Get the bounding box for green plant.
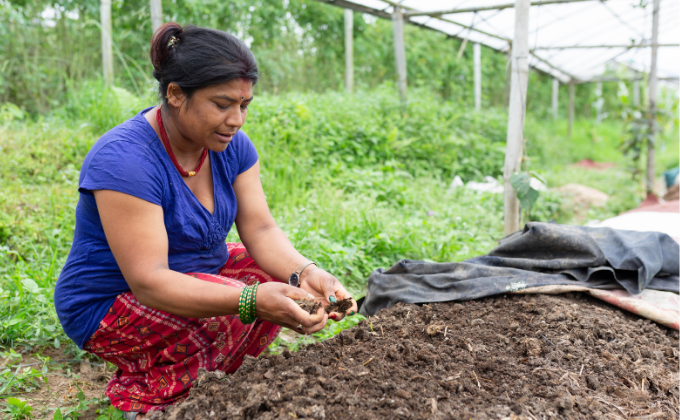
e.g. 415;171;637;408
1;397;34;419
510;172;540;214
94;403;124;420
620;112;654;180
0;82;677;356
53;388;118;420
0;349;48;398
0;103;25;127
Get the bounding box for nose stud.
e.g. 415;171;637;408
241;95;244;100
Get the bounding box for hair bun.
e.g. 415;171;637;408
150;22;184;73
149;25;259;106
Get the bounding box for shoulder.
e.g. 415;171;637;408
230;130;255;150
79;109;169;202
213;130;258;180
84;108;161;169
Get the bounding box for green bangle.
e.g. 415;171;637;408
249;282;260;322
239;285;252;324
245;284;255;323
238;283;260;325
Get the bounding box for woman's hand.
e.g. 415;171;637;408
254;282;327;335
299;266;358;321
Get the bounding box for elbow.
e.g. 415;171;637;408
125;268;166;309
132;289;155;309
240;221;280;243
255;222;280;235
128;282;156;309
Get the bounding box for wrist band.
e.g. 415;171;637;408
238;281;260;324
288;261;317;288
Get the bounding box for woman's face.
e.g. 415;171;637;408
167;78;253;152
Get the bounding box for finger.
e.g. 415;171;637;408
287;300;325;329
332;283;357;316
329;283;357;317
333;283;351;300
278;319;313;334
280;322;302;332
328;309;345;322
286;311;327;335
308;304;326;325
303;312;328;335
346;298;358;316
322;276;338;304
283;284;316;301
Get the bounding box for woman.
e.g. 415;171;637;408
54;23;357;418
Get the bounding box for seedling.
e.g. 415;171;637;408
2;397;33;420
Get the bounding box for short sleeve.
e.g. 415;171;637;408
79;140;166;206
233;131;259;175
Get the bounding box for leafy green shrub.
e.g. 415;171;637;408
56;80;153;134
0;84;509;348
246;87;508;188
0;103;26;127
1;397;34;420
0;349;48;399
3;81;675;351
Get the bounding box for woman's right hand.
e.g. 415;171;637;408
254;282;327;334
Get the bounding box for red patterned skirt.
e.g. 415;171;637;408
83;243;283;413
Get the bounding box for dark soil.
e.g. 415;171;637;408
325;297;353;314
297;299;323;315
297;297;354;315
151;293;679;420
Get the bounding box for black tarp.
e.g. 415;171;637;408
359;222;679;316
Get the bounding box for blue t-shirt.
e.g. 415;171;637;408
54;107;259;348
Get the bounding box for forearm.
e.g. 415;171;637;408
240;224;310;283
130;268;240;318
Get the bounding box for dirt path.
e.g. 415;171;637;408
0;346;111;419
152;293;679;420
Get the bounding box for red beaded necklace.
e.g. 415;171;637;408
156;108;208;177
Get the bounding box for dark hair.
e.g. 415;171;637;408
150;22;258;105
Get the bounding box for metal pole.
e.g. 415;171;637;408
532;43;679;50
595;81;603;121
392;8;408;104
344;9;354;93
474;43;481;111
568;82;574;138
552;78;559;119
100;0;114;85
503;0;530;236
406;0;595;17
504;51;512;108
647;0;660;195
633;79;640;107
150;0;163;33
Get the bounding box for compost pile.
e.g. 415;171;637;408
151;293;679;420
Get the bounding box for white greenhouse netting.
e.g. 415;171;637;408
324;0;679;84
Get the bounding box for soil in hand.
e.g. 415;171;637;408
296;299;323;315
325;297;353;314
297;297;354;315
151;293;679;420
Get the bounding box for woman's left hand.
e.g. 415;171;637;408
299;266;358;322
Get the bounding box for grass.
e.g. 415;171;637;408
0;82;677;416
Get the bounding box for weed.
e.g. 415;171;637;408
52;391;113;420
0;83;677;354
0;349;48;398
1;397;34;420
